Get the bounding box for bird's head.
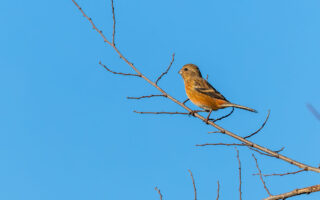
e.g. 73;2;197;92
179;64;202;79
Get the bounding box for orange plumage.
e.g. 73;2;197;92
179;64;256;114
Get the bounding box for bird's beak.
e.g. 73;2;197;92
178;69;182;75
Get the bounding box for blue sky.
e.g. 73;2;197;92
1;0;320;199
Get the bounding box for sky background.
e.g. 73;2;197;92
1;0;320;199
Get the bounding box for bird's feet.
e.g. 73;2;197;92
188;110;202;116
205;110;213;124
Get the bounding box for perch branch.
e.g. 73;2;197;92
72;0;320;173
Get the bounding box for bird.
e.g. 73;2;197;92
178;64;257;122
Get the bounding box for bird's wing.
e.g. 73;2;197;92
194;79;228;101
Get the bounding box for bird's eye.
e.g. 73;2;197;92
184;68;188;71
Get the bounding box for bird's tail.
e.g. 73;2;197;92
221;103;257;113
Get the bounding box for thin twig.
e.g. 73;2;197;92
188;170;197;200
155;187;163;200
72;0;113;46
307;103;320;121
248;147;274;157
244;110;270;139
182;99;189;104
99;62;140;76
111;0;116;46
208;131;224;134
216;181;220;200
274;147;285;153
253;169;306;177
252;154;272;196
263;184;320;200
127;94;165;99
196;143;247;147
236;148;242;200
72;0;320;173
155;53;175;85
212;107;234;123
134;111;190;115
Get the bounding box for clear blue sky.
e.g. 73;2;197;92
1;0;320;199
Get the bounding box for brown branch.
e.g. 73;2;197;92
196;143;247;147
252;154;272;196
248;147;274;157
72;0;320;173
182;98;189;104
99;61;140;76
111;0;116;46
188;170;197;200
307;103;320;121
72;0;113;47
127;94;165;99
244;110;270;139
212;107;234;123
216;181;220;200
263;184;320;200
236;148;242;200
208;131;224;134
274;147;285;153
253;169;306;177
155;187;163;200
155;53;175;85
134;111;190;115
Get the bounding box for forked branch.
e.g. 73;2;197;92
263;184;320;200
72;0;320;175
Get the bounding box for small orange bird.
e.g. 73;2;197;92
179;64;256;122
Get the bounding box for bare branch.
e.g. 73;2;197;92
99;62;140;77
307;103;320;121
208;131;224;134
133;111;189;115
248;147;273;157
263;184;320;200
188;170;197;200
196;143;247;147
212;107;234;123
111;0;116;46
127;94;165;99
216;181;220;200
274;147;285;153
252;154;272;196
253;169;306;177
182;98;189;105
155;53;175;85
236;148;242;200
72;0;320;173
244;110;270;139
155;187;163;200
72;0;113;46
